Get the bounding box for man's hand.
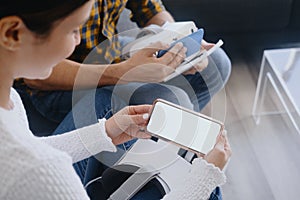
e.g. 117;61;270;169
183;40;215;75
121;42;186;82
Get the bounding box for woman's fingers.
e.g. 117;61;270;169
118;124;151;141
222;131;232;155
215;131;226;148
126;105;152;115
203;130;232;170
127;114;149;126
106;105;151;138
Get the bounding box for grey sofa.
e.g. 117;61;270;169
162;0;300;34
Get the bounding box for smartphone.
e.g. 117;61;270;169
156;28;204;58
146;99;224;155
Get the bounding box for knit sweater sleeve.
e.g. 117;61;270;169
38;119;116;163
162;158;226;200
4;158;91;200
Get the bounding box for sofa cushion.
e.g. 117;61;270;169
163;0;294;34
289;0;300;28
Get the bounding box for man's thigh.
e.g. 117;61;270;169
29;88;122;123
104;82;194;110
53;88;122;135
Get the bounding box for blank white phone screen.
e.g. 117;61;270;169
147;102;221;154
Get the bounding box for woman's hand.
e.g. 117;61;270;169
105;105;152;145
122;42;186;82
203;130;232;170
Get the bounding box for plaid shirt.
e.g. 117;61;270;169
70;0;165;64
14;0;165;94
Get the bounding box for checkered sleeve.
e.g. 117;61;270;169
126;0;166;27
80;1;101;50
71;0;105;62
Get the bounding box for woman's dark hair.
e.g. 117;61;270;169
0;0;89;37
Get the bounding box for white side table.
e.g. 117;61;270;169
252;48;300;133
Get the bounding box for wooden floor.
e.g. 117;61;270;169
211;37;300;200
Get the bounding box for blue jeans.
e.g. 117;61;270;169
119;33;230;112
26;48;230;124
28;83;194;125
20;47;230;137
103;48;231;112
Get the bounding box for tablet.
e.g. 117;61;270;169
156;28;204;58
163;39;224;82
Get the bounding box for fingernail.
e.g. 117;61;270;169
143;113;149;120
163;44;170;49
222;130;227;136
178;42;183;47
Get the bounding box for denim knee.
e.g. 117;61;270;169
198;48;231;99
130;83;194;110
209;48;232;85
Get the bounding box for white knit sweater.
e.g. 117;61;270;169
0;88;226;200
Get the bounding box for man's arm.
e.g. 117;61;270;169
24;59;128;91
145;10;174;27
126;0;174;27
24;42;186;91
